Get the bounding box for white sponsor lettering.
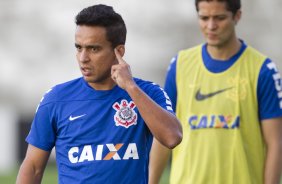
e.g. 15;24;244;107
78;145;94;162
95;145;103;160
267;62;282;109
68;147;79;163
106;144;121;160
68;143;139;163
123;143;139;160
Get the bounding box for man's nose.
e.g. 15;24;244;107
207;19;217;30
79;49;90;63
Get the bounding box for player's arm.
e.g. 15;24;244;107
149;56;177;184
149;138;171;184
121;81;182;149
111;47;182;149
16;144;50;184
262;117;282;184
258;60;282;184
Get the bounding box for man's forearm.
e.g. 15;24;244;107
149;139;172;184
16;161;44;184
264;144;282;184
262;118;282;184
125;83;182;148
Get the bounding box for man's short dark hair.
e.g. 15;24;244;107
75;4;126;48
195;0;241;15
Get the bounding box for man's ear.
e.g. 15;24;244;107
115;45;125;57
234;9;242;25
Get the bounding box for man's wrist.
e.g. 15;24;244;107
125;81;139;94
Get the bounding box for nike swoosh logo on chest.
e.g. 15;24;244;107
195;87;233;101
69;114;86;121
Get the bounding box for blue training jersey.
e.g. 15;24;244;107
26;77;173;184
165;41;282;120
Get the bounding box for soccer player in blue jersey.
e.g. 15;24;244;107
149;0;282;184
16;4;182;184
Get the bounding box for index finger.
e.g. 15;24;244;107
114;48;124;64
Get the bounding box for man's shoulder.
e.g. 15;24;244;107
241;45;268;68
175;44;203;66
134;78;163;93
177;44;203;61
54;77;83;90
134;77;158;87
39;77;84;105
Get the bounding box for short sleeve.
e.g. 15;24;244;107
148;83;174;114
26;88;57;151
136;79;174;114
164;56;177;111
257;59;282;120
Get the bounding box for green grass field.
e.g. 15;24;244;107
1;163;281;184
0;163;170;184
0;164;58;184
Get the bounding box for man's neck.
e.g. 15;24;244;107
88;79;116;91
207;38;241;61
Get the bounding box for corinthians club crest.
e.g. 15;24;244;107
112;99;138;128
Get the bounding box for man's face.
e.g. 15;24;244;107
197;1;240;48
75;25;118;88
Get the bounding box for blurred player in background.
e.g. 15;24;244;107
149;0;282;184
16;4;182;184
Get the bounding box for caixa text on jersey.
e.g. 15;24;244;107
188;115;240;130
68;143;139;163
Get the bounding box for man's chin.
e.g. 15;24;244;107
206;39;219;46
83;76;95;83
82;76;109;84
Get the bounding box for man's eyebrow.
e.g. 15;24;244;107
85;45;100;49
74;43;81;48
74;43;100;49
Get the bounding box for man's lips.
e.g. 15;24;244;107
207;33;217;39
81;67;92;76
